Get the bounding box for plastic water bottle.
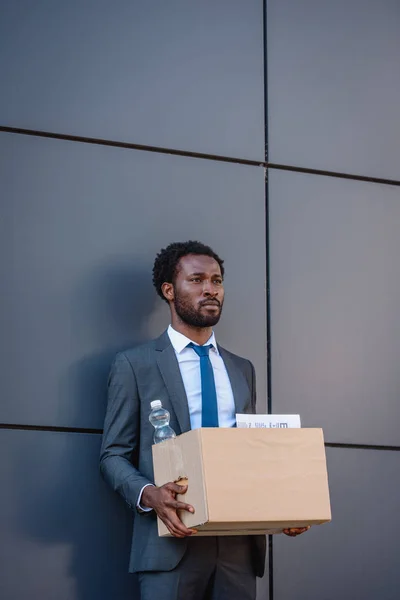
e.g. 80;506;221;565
149;400;177;444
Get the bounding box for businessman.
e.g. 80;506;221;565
100;241;308;600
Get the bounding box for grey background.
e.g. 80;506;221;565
267;0;400;180
0;133;266;429
1;1;399;599
0;0;264;160
269;170;400;447
273;447;399;600
0;428;135;600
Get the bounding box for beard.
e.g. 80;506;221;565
174;292;223;328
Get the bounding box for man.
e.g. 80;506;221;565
100;241;307;600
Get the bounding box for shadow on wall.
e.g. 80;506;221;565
59;259;162;428
17;260;163;600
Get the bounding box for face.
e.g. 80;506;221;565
163;254;224;328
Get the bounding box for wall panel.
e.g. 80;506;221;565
267;0;400;180
0;132;266;429
0;429;136;600
0;0;264;159
274;447;400;600
269;169;400;446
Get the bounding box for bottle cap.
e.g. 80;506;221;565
150;400;162;410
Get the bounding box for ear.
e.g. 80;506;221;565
161;282;174;302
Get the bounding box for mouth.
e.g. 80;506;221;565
201;301;220;308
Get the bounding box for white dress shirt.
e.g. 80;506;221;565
167;325;236;429
137;325;236;510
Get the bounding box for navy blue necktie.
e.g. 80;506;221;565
188;343;219;428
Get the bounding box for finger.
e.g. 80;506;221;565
283;527;309;537
169;525;195;538
174;501;195;513
166;524;186;538
171;521;196;537
166;482;188;495
162;516;187;538
283;529;297;537
168;513;196;537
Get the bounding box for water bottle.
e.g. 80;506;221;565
149;400;177;444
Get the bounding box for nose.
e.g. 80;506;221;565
203;281;218;297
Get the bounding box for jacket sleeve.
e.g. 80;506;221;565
99;352;153;510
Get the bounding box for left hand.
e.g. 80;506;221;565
283;526;310;537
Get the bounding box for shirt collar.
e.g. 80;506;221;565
167;325;219;355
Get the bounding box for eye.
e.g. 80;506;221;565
190;277;201;283
213;279;223;286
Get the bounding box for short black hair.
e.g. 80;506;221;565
152;241;225;302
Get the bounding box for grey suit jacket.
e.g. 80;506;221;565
99;330;266;576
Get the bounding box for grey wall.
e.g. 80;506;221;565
0;133;266;430
267;1;400;598
0;0;264;160
0;2;268;599
267;0;400;180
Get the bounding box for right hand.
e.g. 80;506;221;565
141;482;197;538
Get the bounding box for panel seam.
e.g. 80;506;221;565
1;125;400;186
263;0;274;598
0;423;103;434
0;125;264;167
2;424;399;450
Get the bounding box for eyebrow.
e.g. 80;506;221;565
188;272;223;278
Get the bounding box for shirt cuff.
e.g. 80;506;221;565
137;483;155;513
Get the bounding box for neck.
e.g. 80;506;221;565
170;317;213;346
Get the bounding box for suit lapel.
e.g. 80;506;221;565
155;331;191;434
218;346;251;415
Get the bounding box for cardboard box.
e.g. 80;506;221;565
152;428;331;537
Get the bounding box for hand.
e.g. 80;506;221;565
283;526;310;537
141;482;197;538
